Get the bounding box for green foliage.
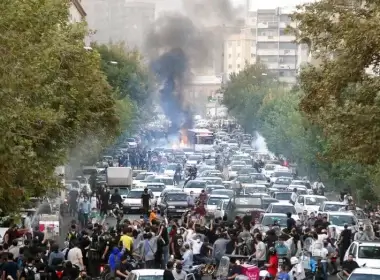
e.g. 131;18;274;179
221;63;278;133
0;0;119;212
288;0;380;198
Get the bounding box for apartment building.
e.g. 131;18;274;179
225;7;308;84
81;0;155;50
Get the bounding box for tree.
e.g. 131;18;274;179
221;63;277;133
0;0;119;212
291;0;380;196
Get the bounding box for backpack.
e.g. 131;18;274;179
24;266;39;280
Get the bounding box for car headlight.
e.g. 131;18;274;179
168;206;175;209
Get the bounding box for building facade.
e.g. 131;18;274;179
69;0;86;23
81;0;155;50
224;7;308;84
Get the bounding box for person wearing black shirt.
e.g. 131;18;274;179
286;212;296;231
228;258;242;280
2;253;18;280
172;230;184;260
321;216;330;229
141;188;151;217
341;254;359;277
164;261;175;280
110;189;122;206
338;224;352;263
100;187;110;217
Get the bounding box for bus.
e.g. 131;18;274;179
180;128;215;152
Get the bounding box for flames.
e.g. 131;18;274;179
172;129;189;149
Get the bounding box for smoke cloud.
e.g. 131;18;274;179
146;0;243;132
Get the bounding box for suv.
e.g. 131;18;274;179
159;191;188;217
344;241;380;269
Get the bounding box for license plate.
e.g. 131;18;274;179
131;207;139;209
176;209;185;212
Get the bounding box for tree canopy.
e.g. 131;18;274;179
0;0;120;212
290;0;380;197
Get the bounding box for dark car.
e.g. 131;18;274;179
159;192;188;217
223;195;263;221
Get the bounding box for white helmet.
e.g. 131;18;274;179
259;271;270;278
290;257;299;265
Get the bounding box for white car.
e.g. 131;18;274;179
163;163;178;177
323;211;358;234
344;242;380;269
206;195;230;214
123;188;153;213
272;191;292;203
146;183;165;205
127;269;164;280
347;268;380;280
287;185;309;195
262;164;278;177
133;172;156;187
126;138;137;148
266;202;299;220
183;180;207;196
151;175;175;187
295;195;328;213
186;155;203;166
270;171;293;183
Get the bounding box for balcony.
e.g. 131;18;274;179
266;63;279;69
279;35;295;42
279;64;296;70
257;22;269;28
257;49;279;56
257;35;279;42
279;49;296;56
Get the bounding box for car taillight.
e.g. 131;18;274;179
100;265;104;273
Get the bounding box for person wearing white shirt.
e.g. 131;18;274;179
67;243;84;270
290;188;298;205
90;195;98;210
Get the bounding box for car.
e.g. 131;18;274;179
295;195;328;213
229;165;246;178
262;164;278;178
151;175;174;187
127;269;164;280
205;185;225;194
198;177;223;185
318;201;346;212
220;195;264;221
266;202;298;220
270;171;294;183
272;191;292;203
291;180;312;189
287;185;308;195
347;268;380;280
211;189;235;198
146;183;165;205
156;187;182;206
133;172;156;187
238;168;257;176
272;177;292;189
163;163;178;177
250;173;270;186
123;188;153;213
323;211;358;234
256;213;288;233
206;194;230;214
183;180;207;195
344;241;380;269
244;184;267;195
233;175;256;188
159;191;188;217
126;138;137;148
186;154;203;166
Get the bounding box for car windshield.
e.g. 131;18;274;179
166;193;188;201
127;191;143;198
238;177;255;184
251;174;267;180
265;165;276;171
273;172;293;178
203;178;222;185
152;178;173;185
188;155;202;161
138;276;163;280
238;168;256;175
231;165;244;171
206;186;225;192
208;197;228;205
349;274;380;280
275;193;292;200
135;173;147;180
118;189;129;195
235;197;261;207
324;203;344;211
185;182;206;188
329;215;357;226
262;216;287;227
245;187;266;194
305;197;326;205
147;185;165;192
212;189;234;197
126;138;135;142
358;246;380;259
271;205;297;214
275;178;292;185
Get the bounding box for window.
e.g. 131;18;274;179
228;64;232;69
237;53;240;58
237;64;240;68
228;54;232;58
279;42;297;50
237;41;241;46
257;42;278;49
